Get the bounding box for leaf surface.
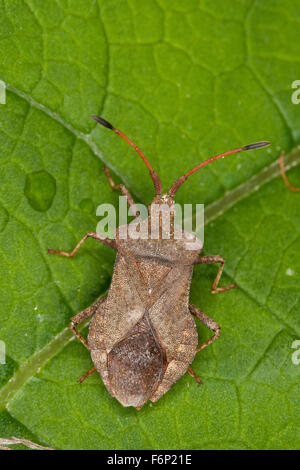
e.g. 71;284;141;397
0;0;300;450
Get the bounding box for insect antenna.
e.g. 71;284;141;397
92;115;163;195
168;141;270;197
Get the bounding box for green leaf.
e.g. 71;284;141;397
0;0;300;450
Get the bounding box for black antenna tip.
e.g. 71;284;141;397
242;141;270;151
91;115;114;130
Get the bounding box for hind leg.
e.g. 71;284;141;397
73;297;107;383
279;152;300;192
188;304;221;385
188;367;202;385
189;304;221;352
78;366;97;384
70;296;106;350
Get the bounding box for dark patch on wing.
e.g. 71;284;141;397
107;314;166;407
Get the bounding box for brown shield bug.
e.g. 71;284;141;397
48;116;269;409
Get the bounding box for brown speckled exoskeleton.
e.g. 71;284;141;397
48;116;269;409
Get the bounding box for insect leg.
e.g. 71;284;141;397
189;304;221;353
78;366;97;384
188;367;202;385
195;255;236;294
279;152;300;192
103;166;136;207
48;231;116;257
70;296;106;349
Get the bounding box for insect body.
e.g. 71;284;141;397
48;116;269;409
89;216;201;408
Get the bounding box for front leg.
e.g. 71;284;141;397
103;166;136;208
195;255;236;294
48;231;116;257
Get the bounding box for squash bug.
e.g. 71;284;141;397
48;116;269;409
